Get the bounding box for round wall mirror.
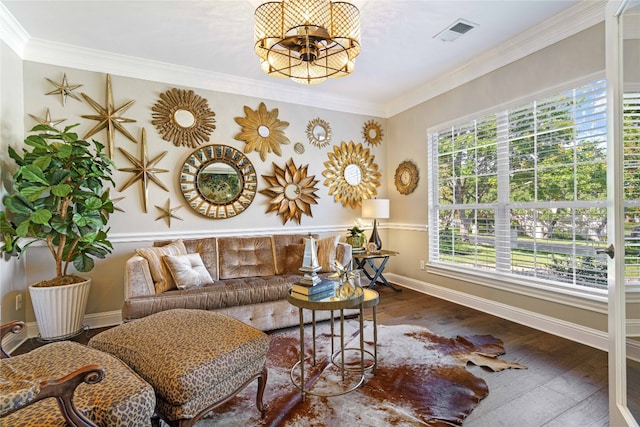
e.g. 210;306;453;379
258;125;270;138
344;164;362;186
284;183;300;200
306;118;332;148
180;145;257;219
197;162;241;204
174;109;196;128
362;120;384;146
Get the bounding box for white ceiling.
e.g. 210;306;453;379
2;1;600;117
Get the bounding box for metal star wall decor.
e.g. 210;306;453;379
155;199;183;227
28;108;66;128
118;128;169;213
82;73;137;159
45;73;83;106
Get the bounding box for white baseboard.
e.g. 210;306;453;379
3;310;122;355
386;273;640;363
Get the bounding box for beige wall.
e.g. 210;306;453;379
385;23;611;331
0;39;25;324
19;61;388;320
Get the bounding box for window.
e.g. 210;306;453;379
428;79;610;290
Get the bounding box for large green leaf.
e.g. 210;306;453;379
73;254;94;272
31;209;52;225
24;135;47;149
84;196;102;211
4;196;34;215
32;154;52;170
51;183;72;197
19;165;48;185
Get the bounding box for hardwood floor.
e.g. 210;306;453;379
10;286;640;426
373;286;639;426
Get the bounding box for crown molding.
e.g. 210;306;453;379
19;37;385;118
0;2;29;57
385;1;607;117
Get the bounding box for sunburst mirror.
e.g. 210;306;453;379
151;88;216;148
260;158;320;224
306;117;331;148
180;145;257;219
362;120;383;146
234;102;290;161
394;160;419;195
322;141;381;209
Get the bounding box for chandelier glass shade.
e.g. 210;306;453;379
254;0;361;84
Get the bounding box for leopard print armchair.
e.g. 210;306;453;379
0;321;156;426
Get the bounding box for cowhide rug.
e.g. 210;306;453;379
199;321;526;427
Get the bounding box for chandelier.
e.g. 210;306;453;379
254;0;361;85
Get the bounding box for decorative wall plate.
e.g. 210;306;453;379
180;145;257;219
306;117;331;148
362;120;383;146
151;88;216;148
234;102;290;161
260;158;319;224
394;160;419;195
322;141;381;209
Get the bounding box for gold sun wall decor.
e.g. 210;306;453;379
118;128;169;213
394;160;419;195
306;117;331;148
260;158;320;225
323;141;381;209
82;74;137;159
234;102;290;161
362;120;384;146
180;145;257;219
151;88;216;148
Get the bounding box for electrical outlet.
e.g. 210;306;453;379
420;260;425;270
15;293;23;311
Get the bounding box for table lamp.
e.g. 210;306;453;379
361;198;389;250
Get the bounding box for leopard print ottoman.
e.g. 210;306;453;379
88;309;270;427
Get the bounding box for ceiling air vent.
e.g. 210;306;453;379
433;18;478;43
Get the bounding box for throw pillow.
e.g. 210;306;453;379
284;243;305;274
135;239;187;293
316;235;340;273
163;253;213;289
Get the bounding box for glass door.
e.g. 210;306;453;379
607;1;640;425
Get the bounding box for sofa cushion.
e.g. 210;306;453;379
218;236;276;280
156;237;219;281
163;253;213;289
272;234;318;274
136;239;187;293
284;244;305;274
317;235;340;273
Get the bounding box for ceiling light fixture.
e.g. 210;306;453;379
254;0;361;85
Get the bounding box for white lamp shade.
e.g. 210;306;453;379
361;198;389;219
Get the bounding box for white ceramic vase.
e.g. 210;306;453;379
29;278;91;340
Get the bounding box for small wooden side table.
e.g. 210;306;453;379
353;249;402;292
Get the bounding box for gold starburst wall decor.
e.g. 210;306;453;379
323;141;381;209
234;102;290;161
362;120;384;146
260;158;320;224
118;128;169;213
82;74;137;159
45;73;82;106
151;88;216;148
28;108;66;129
155;199;183;227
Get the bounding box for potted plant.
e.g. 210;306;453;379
0;124;115;340
346;226;366;250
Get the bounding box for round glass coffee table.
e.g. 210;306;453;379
286;287;365;400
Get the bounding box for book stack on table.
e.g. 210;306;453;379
290;278;336;301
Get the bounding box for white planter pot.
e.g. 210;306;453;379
29;278;91;341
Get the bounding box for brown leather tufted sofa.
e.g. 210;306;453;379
122;234;353;331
